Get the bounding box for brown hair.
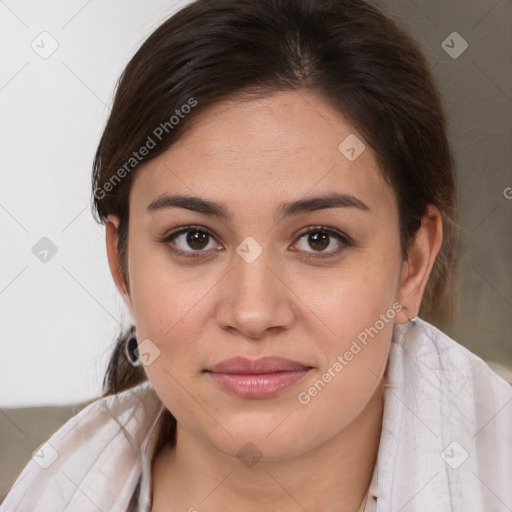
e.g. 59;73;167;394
93;0;458;407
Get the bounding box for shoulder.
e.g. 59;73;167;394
376;318;512;511
0;381;165;512
392;317;512;396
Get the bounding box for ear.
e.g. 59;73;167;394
105;214;134;318
395;204;443;324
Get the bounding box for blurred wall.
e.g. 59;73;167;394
375;0;512;367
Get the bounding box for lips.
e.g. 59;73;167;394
206;356;312;374
205;356;313;399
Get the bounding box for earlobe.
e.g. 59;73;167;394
395;204;443;324
105;214;134;315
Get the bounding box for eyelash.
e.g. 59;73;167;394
157;224;355;261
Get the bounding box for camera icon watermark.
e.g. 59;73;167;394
441;441;468;469
32;237;58;263
338;134;365;162
31;31;59;60
136;338;161;366
31;441;58;469
441;32;468;59
236;442;262;468
236;237;263;264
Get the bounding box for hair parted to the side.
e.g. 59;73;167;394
92;0;459;417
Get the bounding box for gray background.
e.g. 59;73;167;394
376;0;512;371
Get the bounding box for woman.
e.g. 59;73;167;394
2;0;511;511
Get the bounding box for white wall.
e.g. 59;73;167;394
0;0;187;406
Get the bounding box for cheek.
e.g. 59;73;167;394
127;237;218;337
128;260;214;428
292;270;397;440
300;244;401;341
125;246;214;393
293;330;390;453
296;241;400;394
302;274;396;390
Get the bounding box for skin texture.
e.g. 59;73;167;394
105;89;442;511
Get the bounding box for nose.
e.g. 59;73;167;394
216;250;296;340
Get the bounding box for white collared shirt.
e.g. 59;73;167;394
2;317;511;511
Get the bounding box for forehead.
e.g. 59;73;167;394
129;90;397;218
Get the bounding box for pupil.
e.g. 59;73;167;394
187;230;208;250
309;232;329;251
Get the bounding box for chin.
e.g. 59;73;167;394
197;414;328;463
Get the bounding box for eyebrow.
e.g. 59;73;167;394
146;192;370;223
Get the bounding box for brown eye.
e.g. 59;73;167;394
185;230;210;250
293;226;352;258
306;231;330;251
161;226;222;255
159;224;353;260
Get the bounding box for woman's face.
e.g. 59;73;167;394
111;89;409;460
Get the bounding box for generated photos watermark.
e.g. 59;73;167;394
297;302;403;405
94;97;198;200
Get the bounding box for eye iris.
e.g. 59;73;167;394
187;230;208;250
308;231;329;251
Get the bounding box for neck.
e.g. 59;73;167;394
152;381;383;512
